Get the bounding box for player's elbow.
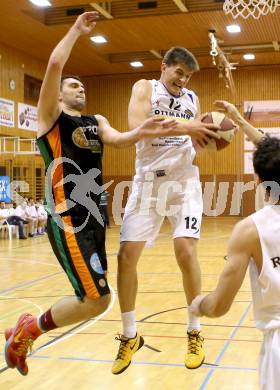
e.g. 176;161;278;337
111;138;125;149
48;55;64;70
211;299;232;317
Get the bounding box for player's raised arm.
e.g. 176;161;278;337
214;100;264;144
190;218;258;318
37;12;99;137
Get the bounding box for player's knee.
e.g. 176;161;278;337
117;243;141;271
176;246;196;268
98;293;111;310
86;293;111;313
117;249;132;268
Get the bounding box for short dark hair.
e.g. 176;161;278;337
163;47;199;71
60;75;82;90
253;136;280;199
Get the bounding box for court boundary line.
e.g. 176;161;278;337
199;302;252;389
0;352;257;372
0;285;116;373
0;272;63;295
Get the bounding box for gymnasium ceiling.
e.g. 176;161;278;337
1;0;280;76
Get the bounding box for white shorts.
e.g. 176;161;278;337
120;166;203;244
259;328;280;390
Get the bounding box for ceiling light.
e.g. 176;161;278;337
243;53;255;60
90;35;107;44
226;24;241;33
29;0;51;6
130;61;143;68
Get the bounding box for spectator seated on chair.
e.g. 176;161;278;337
15;201;34;237
0;202;27;239
27;198;39;236
36;200;47;234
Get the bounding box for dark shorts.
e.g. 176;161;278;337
47;213;109;300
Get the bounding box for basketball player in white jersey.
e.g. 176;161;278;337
190;136;280;389
112;47;221;374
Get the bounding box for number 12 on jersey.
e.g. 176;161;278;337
185;216;199;232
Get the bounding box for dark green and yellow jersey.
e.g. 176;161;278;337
37;111;103;216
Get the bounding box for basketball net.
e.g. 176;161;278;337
223;0;280;19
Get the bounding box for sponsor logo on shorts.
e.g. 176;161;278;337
99;278;106;287
90;252;104;274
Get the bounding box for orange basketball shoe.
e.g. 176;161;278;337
5;313;41;376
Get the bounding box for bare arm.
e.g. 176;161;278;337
195;96;201;118
96;115;178;148
37;12;99;137
191;218;259;317
128;79;153;129
214;100;264;144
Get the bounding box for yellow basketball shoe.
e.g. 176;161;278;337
112;333;144;375
185;330;205;369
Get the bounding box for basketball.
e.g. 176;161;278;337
202;111;236;151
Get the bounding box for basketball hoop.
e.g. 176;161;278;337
223;0;280;19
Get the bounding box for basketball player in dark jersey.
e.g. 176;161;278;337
4;11;186;376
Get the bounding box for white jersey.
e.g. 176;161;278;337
37;204;47;218
135;79;198;180
27;205;38;218
0;208;14;218
15;205;27;219
249;204;280;331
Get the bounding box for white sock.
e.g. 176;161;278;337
121;310;137;338
187;306;201;333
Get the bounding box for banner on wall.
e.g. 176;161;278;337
18;103;38;131
244;127;280;151
244;127;280;173
0;98;15;128
0;176;10;202
244;152;254;174
244;100;280;122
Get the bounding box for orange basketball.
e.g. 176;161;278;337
202;111;236;151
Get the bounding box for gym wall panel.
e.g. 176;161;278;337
0;42;46;199
0;42;45;138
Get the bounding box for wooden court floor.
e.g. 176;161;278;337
0;217;260;390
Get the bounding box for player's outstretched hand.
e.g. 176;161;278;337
73;11;99;35
183;118;221;148
214;100;240;121
138;116;178;138
213;102;240;133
